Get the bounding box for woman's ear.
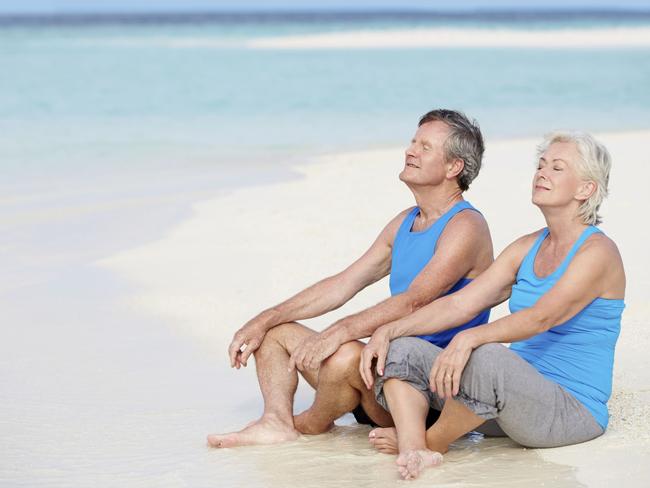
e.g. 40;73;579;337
576;180;597;202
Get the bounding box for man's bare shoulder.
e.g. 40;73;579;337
444;207;489;236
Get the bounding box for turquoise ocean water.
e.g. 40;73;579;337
2;10;649;288
2;10;650;183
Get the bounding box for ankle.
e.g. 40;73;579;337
261;412;295;430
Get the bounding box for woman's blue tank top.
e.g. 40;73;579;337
390;201;490;348
509;226;624;429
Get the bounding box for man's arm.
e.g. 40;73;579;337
228;208;410;368
359;233;532;389
291;210;493;371
330;210;492;344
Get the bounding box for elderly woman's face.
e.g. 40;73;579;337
532;141;585;209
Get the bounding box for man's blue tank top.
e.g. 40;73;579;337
509;226;624;430
389;201;490;348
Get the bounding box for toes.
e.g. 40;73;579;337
206;435;224;448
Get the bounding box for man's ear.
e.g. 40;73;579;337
576;180;597;202
447;158;464;179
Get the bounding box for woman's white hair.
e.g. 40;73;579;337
536;131;611;225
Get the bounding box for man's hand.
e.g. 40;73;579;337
288;332;340;372
429;331;476;399
228;321;267;369
359;327;390;390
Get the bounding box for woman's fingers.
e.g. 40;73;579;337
452;367;462;397
375;344;387;377
360;349;374;389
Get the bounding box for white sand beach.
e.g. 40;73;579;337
248;27;650;49
94;131;650;487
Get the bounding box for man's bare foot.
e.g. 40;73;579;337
396;449;443;480
368;427;398;454
293;409;334;435
207;415;299;448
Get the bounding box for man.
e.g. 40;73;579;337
208;109;494;448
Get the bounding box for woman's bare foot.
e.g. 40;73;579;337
293;409;334;435
396;449;443;480
207;415;299;448
368;427;398;454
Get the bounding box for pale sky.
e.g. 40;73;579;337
2;0;649;14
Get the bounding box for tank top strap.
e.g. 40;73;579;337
395;207;421;238
518;228;550;279
435;200;476;230
556;225;602;274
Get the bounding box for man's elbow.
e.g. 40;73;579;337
406;293;436;314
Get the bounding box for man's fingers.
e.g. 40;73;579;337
239;341;257;367
288;352;298;371
228;339;242;368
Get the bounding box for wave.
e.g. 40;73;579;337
247;27;650;49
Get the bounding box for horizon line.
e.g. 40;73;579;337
2;7;650;19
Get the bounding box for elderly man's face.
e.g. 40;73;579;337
400;121;451;187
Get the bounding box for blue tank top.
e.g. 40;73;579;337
509;226;624;429
390;201;490;348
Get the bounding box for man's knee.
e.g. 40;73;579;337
257;322;300;352
320;341;362;380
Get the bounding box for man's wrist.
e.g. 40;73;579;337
323;322;349;346
258;308;283;331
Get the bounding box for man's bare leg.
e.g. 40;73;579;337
207;322;319;448
293;341;393;435
382;379;443;480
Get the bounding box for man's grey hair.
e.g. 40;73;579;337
536;131;611;226
418;109;485;192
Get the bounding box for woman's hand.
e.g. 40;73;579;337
430;331;477;399
359;327;391;390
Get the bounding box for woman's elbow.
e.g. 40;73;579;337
527;307;558;334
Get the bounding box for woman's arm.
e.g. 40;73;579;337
359;234;534;388
431;234;624;399
382;235;531;340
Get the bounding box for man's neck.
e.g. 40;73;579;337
410;184;464;221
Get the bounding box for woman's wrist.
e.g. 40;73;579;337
461;328;483;350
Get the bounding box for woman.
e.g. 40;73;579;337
359;131;625;480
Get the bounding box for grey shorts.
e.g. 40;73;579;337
374;337;604;448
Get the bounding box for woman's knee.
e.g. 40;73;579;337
384;337;438;372
464;343;506;378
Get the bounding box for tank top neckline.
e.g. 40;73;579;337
529;225;599;281
408;200;469;235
